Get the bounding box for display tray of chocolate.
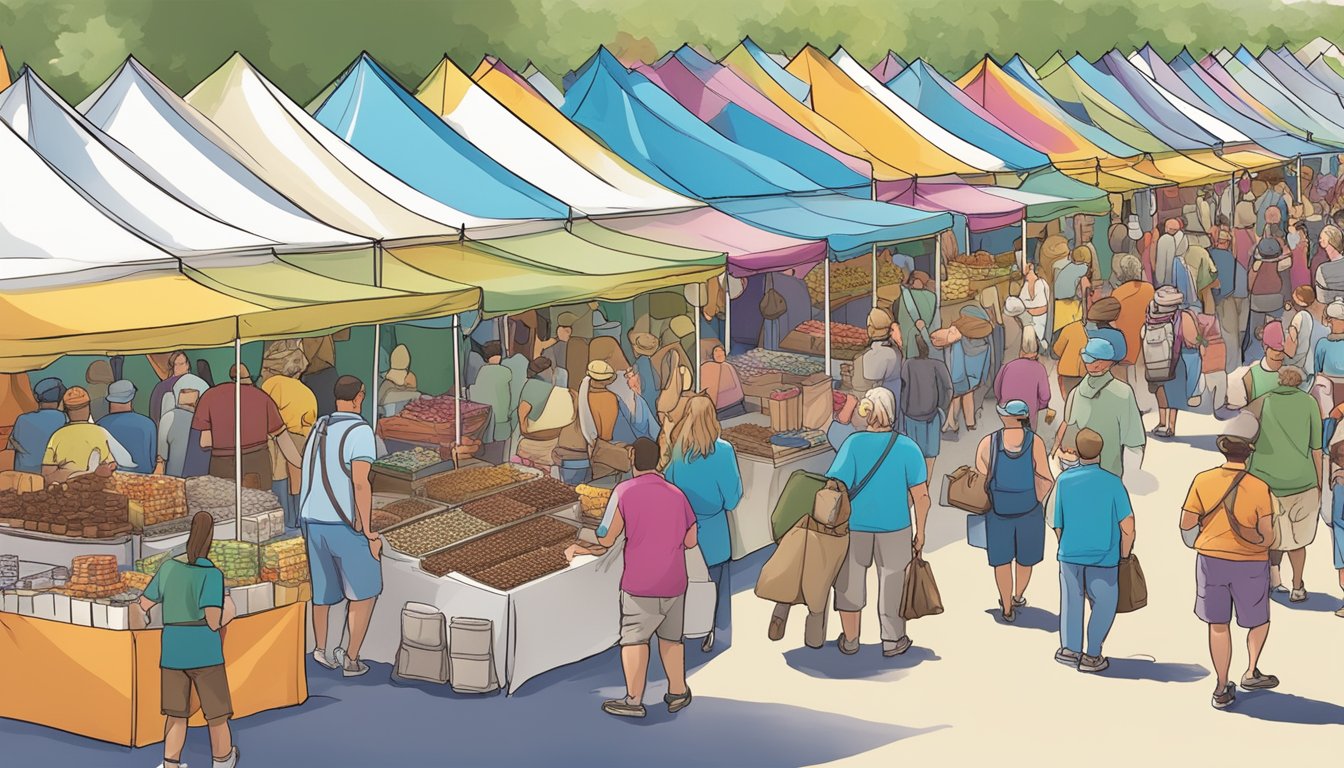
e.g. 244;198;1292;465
422;463;537;506
498;477;579;515
419;516;578;578
465;544;571;591
461;495;536;527
382;509;493;558
377;497;441;520
0;479;131;539
722;423;777;458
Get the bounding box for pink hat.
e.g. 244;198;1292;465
1261;321;1285;352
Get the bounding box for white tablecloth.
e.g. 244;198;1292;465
0;528;137;567
728;443;835;560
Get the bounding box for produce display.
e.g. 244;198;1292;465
574;484;611;519
111;473;187;528
944;251;1019;302
721;423;777;458
423;464;533;506
186;476;281;518
135;550;173;576
0;476;131;538
65;554;123;598
804;258;906;305
400;394;490;425
727;348;825;378
792;320;870;353
420;517;577;578
383;510;492;557
499;477;579;514
209;540;259;584
462;495;536;527
261;537;309;583
373;447;444;474
470;544;570;591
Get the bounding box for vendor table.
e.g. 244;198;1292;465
722;413;836;561
0;602;307;746
0;527;137;568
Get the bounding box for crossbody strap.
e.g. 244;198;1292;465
1198;470;1263;546
306;414;362;533
848;431;899;502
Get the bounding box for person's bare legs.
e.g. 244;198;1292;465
1269;550;1284;591
839;609;861;642
944;398;961;432
962;393;977;430
1169;409;1180;435
1014;563;1034;603
657;638;687;696
1287;548;1307;591
163;716;188;765
345;597;377;661
925;458;936;480
994;564;1015;617
621;643;650;703
1245;622;1270;677
312;603;330;654
207;716;234;762
1208;623;1233;693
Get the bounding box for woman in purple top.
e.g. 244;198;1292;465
150;351;191;425
994;327;1051;430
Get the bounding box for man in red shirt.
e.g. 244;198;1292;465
598;437;698;719
193;364;300;487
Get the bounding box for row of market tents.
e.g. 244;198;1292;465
6;37;1344;372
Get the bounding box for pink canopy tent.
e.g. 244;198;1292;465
596;207;828;277
877;177;1025;232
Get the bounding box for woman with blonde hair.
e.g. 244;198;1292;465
662;393;742;652
824;387;931;657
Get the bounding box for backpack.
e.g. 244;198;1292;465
759;272;787;321
1142;305;1182;383
1317;261;1344;306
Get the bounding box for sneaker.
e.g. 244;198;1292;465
1212;682;1237;709
997;601;1016;623
701;631;715;653
1335;605;1344;618
882;636;912;657
212;747;238;768
602;698;647;718
1240;668;1279;690
1289;586;1307;603
837;633;860;655
341;656;370;678
664;688;692;713
312;648;340;671
1012;596;1028;608
1054;647;1081;666
1078;654;1110;673
1269;567;1285;593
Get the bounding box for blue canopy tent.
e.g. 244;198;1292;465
1208;50;1344;146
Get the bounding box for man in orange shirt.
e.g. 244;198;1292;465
1109;254;1155;387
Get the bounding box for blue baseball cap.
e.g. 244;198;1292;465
996;399;1030;418
33;377;65;404
1080;337;1120;364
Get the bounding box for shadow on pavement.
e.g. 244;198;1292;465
1271;591;1340;613
1229;690;1344;725
1099;656;1210;683
783;644;940;681
1164;434;1219;452
983;606;1058;632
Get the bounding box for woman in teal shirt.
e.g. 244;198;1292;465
139;512;239;768
662;394;743;653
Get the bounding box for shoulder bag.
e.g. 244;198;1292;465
942;434;998;514
813;431;898;526
1181;470;1264;549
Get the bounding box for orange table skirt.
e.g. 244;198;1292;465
0;602;308;746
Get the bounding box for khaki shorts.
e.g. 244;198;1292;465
619;591;685;645
161;664;233;721
1272;488;1321;551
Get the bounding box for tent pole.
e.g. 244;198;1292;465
371;323;380;435
724;273;732;355
1020;218;1028;272
234;337;242;542
693;297;702;391
871;245;878;306
824;258;833;379
934;234;943;323
453;317;462;450
1296;156;1303;202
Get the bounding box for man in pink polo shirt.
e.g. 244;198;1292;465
597;437;698;719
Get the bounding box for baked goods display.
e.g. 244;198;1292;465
0;478;131;538
574;484;611;520
727;348;825;378
461;495;535;527
423;464;532;505
111;474;186;528
792;320;870;354
373;447;444;474
944;251;1019;302
400;394;490;425
209;540;259;585
65;555;123;598
721;423;777;458
261;537;309;583
470;544;570;591
383;510;492;557
499;477;579;514
119;570;153;592
804;258;906;305
135;550;173;576
420;517;577;578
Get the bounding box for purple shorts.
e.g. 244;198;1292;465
1194;555;1270;629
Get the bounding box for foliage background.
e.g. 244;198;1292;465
0;0;1338;103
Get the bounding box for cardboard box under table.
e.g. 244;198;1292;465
0;602;307;746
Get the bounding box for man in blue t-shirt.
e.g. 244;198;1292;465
299;375;381;679
97;380;156;474
9;377;67;475
1209;226;1249;369
1052;428;1136;674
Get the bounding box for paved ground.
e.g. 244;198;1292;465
6;364;1344;766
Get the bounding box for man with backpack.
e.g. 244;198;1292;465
300;375;382;678
1247;366;1323;601
1181;415;1278;709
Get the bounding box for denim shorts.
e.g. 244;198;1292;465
304;521;383;605
985;509;1045;568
